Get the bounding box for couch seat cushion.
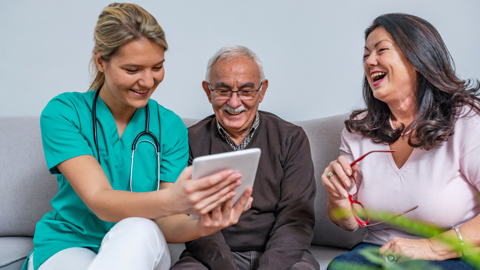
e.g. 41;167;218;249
0;237;33;269
168;243;185;265
308;244;349;270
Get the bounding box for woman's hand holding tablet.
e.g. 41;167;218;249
166;166;241;216
195;188;253;237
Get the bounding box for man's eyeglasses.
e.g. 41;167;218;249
207;81;263;101
346;150;418;227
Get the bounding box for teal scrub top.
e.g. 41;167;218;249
24;91;188;270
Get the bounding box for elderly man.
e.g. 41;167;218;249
172;46;319;270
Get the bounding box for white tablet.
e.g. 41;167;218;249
189;148;261;219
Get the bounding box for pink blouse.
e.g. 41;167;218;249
340;111;480;245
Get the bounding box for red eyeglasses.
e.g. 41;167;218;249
345;150;418;227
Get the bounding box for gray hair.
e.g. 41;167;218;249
205;45;265;82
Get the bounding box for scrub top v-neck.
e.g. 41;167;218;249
25;91;188;270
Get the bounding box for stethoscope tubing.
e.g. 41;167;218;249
92;89;161;191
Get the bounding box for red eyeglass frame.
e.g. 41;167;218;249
346;150;418;227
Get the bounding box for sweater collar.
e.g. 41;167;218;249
215;112;260;151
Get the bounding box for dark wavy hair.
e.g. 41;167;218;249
345;13;480;150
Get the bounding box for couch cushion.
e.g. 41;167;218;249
0;237;33;269
181;118;200;129
294;115;366;249
0;117;58;237
308;244;349;270
168;243;185;265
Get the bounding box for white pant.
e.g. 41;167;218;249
28;217;171;270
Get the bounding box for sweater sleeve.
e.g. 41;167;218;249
257;127;316;270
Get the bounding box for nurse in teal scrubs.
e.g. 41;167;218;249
24;3;253;270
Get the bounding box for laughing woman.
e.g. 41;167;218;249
322;13;480;269
23;3;252;270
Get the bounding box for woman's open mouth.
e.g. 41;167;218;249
130;88;150;95
371;71;387;86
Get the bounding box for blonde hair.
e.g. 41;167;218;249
88;3;168;91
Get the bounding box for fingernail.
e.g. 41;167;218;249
343;191;349;198
344;180;350;187
235;181;241;187
346;169;352;176
226;170;233;175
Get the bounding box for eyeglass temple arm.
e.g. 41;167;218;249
362;205;418;227
350;150;396;166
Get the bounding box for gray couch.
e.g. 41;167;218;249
0;115;366;270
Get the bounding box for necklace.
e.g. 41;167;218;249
389;118;412;136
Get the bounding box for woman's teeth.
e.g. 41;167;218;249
131;89;149;94
371;72;386;82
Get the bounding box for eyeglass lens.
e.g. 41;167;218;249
352;202;369;223
213;90;256;100
209;81;263;101
345;180;358;196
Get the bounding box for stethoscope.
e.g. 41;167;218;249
92;89;161;192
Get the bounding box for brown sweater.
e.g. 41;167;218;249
186;111;316;270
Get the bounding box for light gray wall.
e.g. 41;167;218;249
1;0;479;121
